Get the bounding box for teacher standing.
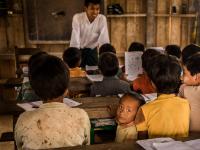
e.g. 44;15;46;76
70;0;110;68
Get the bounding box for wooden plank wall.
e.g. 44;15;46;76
0;0;68;78
155;0;169;47
126;0;146;48
107;0;146;53
155;0;197;48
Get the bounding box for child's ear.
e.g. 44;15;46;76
150;81;157;90
196;73;200;83
63;89;68;97
84;6;88;11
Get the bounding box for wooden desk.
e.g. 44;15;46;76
0;101;24;115
69;77;92;92
0;96;119;144
47;132;200;150
0;96;119;119
68;77;92;98
74;96;119;119
54;141;143;150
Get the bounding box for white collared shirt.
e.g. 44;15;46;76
70;12;110;49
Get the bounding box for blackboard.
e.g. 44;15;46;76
23;0;104;42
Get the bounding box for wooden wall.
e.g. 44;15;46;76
0;0;68;78
107;0;146;54
0;0;200;78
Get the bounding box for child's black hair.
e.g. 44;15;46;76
128;42;145;52
99;43;116;55
165;44;181;59
142;49;161;72
63;47;81;68
185;53;200;76
98;52;119;77
85;0;101;7
147;54;182;94
28;51;48;79
121;91;146;107
29;54;70;101
182;44;200;64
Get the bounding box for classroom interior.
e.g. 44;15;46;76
0;0;200;150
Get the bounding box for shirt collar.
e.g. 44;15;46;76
39;102;69;109
70;67;81;71
103;76;118;80
84;12;99;25
157;94;176;100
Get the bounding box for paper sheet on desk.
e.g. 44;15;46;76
153;141;194;150
17;99;81;111
86;74;103;82
148;47;165;54
137;138;200;150
136;138;174;150
125;52;143;79
142;93;157;102
63;98;82;107
17;101;43;111
86;65;98;71
185;139;200;150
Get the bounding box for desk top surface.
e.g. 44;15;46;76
0;96;120;119
45;132;200;150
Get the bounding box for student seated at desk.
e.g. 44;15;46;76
179;53;200;132
165;44;181;59
119;42;145;82
90;52;131;96
15;54;90;150
181;44;200;66
17;51;48;101
99;43;126;80
128;42;145;52
135;54;190;139
63;47;86;77
132;49;160;94
115;92;145;143
99;43;116;55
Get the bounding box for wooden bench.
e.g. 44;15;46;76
0;141;15;150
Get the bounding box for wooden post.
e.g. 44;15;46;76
146;0;156;47
194;0;200;45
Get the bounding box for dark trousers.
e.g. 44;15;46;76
80;48;98;68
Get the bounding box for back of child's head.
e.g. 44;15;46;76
184;53;200;76
85;0;101;7
165;44;181;59
142;49;161;72
121;91;146;107
147;54;181;94
182;44;200;65
63;47;81;68
99;43;116;55
29;54;70;101
128;42;145;52
98;52;119;77
28;51;48;70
